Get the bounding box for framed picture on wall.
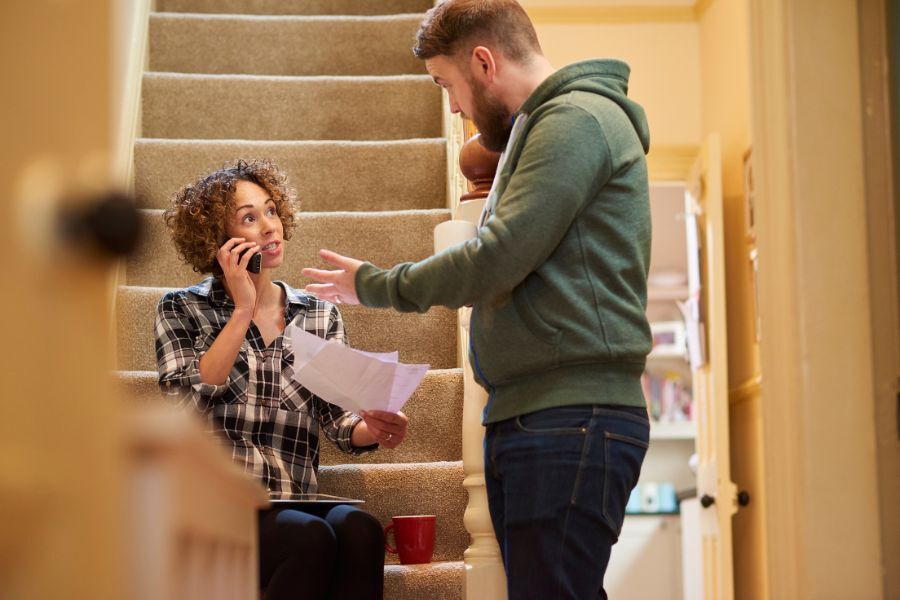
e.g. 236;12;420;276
743;147;756;241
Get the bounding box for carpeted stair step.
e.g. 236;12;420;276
116;286;458;371
128;208;450;288
319;368;463;465
134;138;446;212
385;562;464;600
317;461;468;564
150;13;426;77
117;369;463;464
156;0;433;16
142;73;441;141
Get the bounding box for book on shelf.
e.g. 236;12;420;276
642;370;693;424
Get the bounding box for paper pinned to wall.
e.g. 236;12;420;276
681;189;707;371
677;298;706;371
290;326;428;414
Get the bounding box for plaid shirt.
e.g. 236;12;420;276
154;276;374;499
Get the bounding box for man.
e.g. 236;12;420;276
303;1;652;597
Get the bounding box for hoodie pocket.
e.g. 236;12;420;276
512;279;563;345
471;284;562;385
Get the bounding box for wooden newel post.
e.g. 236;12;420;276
459;133;501;201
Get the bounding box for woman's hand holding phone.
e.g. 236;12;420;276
216;237;259;312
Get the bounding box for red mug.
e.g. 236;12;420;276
383;515;436;565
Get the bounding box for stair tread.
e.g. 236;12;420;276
153;11;427;20
384;560;464;600
142;73;441;141
134;138;446;212
117;368;464;465
150;12;425;77
156;0;434;16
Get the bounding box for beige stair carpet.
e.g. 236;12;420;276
126;0;469;597
119;369;463;465
156;0;434;16
128;208;451;288
134;138;447;212
318;461;468;564
116;286;458;371
142;73;442;141
385;563;464;599
150;13;427;76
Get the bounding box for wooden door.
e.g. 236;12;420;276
0;2;124;598
684;134;737;600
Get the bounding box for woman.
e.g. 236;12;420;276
154;159;407;600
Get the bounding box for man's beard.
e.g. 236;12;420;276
468;76;513;153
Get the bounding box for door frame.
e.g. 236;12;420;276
748;0;885;597
858;0;900;595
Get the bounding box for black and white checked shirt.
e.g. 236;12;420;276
155;276;374;499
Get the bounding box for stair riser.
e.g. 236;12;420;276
320;369;463;465
150;14;426;77
142;74;442;141
134;139;446;212
118;369;464;464
128;208;448;288
384;563;464;600
318;462;468;564
156;0;434;16
117;287;458;371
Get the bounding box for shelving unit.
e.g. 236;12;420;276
607;182;695;600
641;182;697;492
651;420;697;441
648;285;689;302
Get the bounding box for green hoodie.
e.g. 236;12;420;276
356;59;652;424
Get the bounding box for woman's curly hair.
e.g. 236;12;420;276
164;159;299;277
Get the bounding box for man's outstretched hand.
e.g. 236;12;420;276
302;249;364;305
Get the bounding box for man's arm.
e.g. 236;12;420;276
305;104;612;311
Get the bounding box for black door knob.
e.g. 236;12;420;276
700;494;715;508
738;491;751;507
59;191;141;257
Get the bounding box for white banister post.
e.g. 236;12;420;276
459;308;508;600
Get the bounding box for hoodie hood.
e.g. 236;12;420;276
519;59;650;153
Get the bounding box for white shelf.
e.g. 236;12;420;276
650;421;696;441
648;285;689;301
646;353;691;378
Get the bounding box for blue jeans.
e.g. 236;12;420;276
485;405;650;600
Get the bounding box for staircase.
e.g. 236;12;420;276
116;0;469;597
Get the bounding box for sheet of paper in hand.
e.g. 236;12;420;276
289;325;429;414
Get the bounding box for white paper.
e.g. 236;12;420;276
290;326;428;414
677;299;705;371
680;189;707;371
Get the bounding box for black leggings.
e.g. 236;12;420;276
258;504;385;600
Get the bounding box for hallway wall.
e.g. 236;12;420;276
525;15;702;146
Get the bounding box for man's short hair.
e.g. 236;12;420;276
413;0;542;63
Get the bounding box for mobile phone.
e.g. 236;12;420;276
242;248;262;274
